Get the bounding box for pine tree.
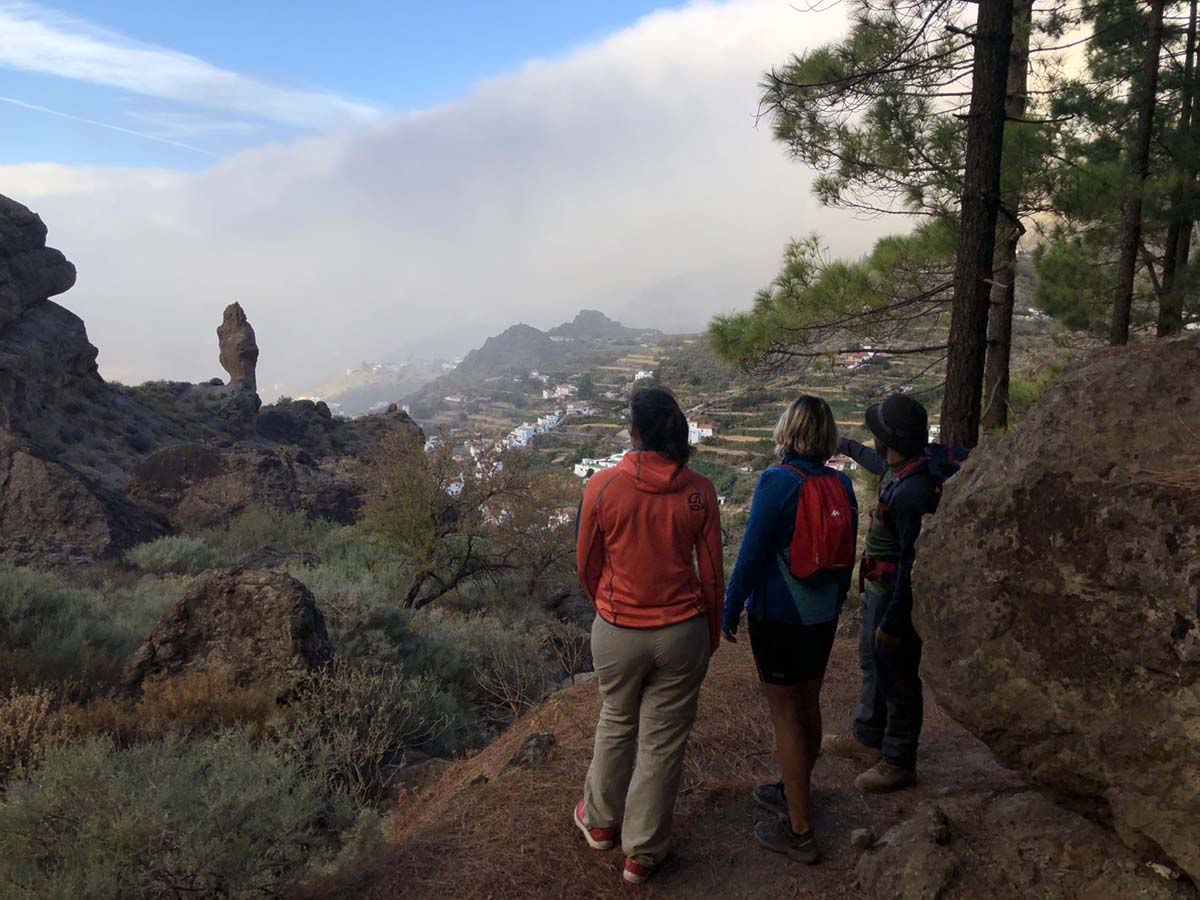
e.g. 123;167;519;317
941;0;1015;446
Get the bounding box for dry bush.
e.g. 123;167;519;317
540;620;591;685
474;640;554;719
0;687;75;781
280;660;457;806
55;673;279;747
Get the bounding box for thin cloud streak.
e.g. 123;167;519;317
0;0;381;129
0;95;217;155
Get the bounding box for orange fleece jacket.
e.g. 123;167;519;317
577;451;725;652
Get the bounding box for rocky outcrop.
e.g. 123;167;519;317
0;436;164;566
126;567;332;700
127;441;359;532
856;794;1191;900
0;194;75;334
257;399;422;459
914;334;1200;881
217;302;259;392
0;194;414;567
0;194;193;497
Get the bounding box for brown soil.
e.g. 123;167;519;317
303;634;1022;900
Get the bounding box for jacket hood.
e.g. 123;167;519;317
616;451;692;494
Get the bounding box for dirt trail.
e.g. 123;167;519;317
306;635;1022;900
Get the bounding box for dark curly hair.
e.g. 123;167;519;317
630;387;692;466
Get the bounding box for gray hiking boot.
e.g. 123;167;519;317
754;819;822;864
752;782;788;818
855;760;917;793
821;733;883;767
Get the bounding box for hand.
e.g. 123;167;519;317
722;629;738;644
875;626;900;655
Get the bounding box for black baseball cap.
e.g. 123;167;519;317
865;394;928;457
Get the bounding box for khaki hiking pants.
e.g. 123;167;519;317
583;614;710;866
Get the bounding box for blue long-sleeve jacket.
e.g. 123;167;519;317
723;456;857;632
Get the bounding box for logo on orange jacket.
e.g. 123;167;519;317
688;491;706;512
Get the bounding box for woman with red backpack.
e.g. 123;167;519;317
722;396;858;864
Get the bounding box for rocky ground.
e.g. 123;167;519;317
302;635;1193;900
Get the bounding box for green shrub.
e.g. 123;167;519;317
0;566;179;691
281;660;458;805
0;732;362;899
197;507;335;560
406;612;555;720
126;536;227;576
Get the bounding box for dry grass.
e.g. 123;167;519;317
53;673;278;746
0;687;75;780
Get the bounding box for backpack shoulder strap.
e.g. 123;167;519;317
879;457;929;504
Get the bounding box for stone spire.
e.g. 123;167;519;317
217;302;259;392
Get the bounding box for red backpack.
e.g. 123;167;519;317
779;465;858;579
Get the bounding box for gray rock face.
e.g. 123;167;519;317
857;794;1191;900
217;302;259;392
126;567;332;700
0;435;164;566
913;333;1200;882
127;441;359;531
0;195;76;335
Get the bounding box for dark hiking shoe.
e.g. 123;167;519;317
821;733;882;767
752;782;788;818
855;761;917;793
754;819;822;864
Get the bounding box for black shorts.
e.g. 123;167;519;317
748;618;838;685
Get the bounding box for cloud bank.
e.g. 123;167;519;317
0;0;904;397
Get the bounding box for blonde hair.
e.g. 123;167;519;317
774;395;838;461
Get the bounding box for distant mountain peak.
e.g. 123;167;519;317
549;309;660;341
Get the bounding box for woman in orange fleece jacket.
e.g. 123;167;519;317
573;387;724;887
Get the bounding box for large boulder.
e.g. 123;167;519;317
914;334;1200;880
125;567;332;699
127;441;358;531
0;434;164;566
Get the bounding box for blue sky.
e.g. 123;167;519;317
1;0;684;168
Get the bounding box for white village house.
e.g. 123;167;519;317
574;452;625;479
687;421;715;445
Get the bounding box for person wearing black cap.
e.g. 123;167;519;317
822;393;936;793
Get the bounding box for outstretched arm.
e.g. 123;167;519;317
837;436;887;476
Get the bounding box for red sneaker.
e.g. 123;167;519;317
623;857;654;885
574;799;617;851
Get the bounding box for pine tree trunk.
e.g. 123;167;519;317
941;0;1015;448
1158;0;1198;337
1111;0;1167;345
981;0;1033;433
